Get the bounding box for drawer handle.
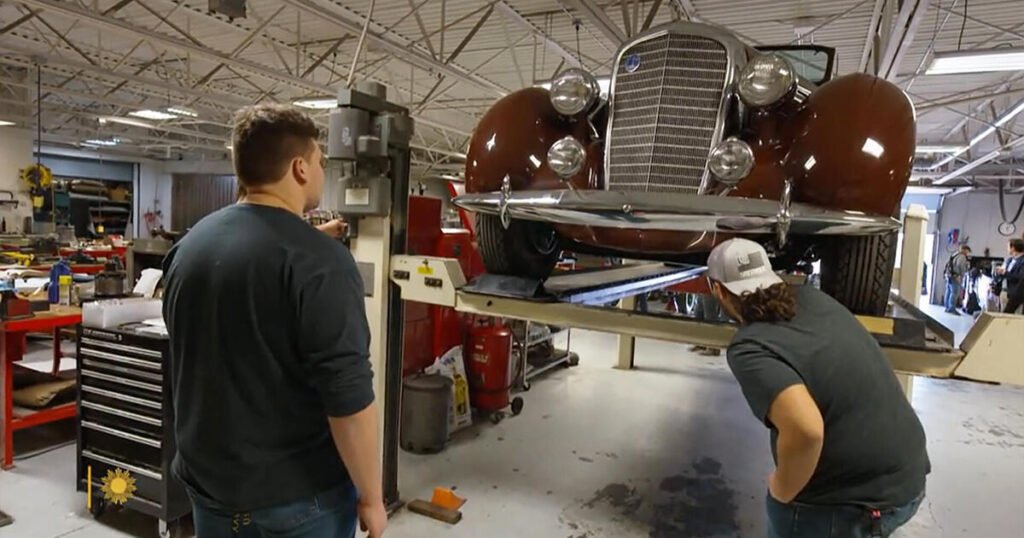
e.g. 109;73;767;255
81;348;162;371
82;386;161;410
82;449;162;481
82;369;162;393
82;420;161;448
82;401;163;427
81;337;163;359
82;358;163;383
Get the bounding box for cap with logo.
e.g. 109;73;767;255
706;238;784;296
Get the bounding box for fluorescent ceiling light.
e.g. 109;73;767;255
915;144;965;154
927;47;1024;75
100;116;154;129
905;186;953;195
166;107;198;118
129;109;178;120
0;120;15;127
294;98;336;109
83;138;120;147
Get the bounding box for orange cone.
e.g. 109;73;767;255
430;487;466;511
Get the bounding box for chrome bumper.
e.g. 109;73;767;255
452;189;900;236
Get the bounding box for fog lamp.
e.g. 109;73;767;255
547;136;586;178
708;137;754;183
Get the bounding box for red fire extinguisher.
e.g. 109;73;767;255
467;319;524;423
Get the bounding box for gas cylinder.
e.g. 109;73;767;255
466;321;513;413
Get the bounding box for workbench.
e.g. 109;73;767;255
0;306;82;469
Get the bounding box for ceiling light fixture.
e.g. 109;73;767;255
129;109;178;120
166;107;198;118
915;145;966;154
101;116;155;129
83;138;120;147
293;98;337;109
926;47;1024;75
0;120;15;127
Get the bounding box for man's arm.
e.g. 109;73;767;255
328;404;383;504
727;341;822;503
766;384;825;503
296;253;381;504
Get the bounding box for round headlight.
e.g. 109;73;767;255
547;136;586;178
737;54;796;107
549;68;600;115
708;137;754;183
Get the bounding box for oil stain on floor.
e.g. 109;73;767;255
567;457;740;538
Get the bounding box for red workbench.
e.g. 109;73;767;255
0;306;82;469
27;264;106;275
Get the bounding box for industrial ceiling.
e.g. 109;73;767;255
0;0;1022;187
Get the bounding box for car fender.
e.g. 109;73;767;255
465;87;602;194
782;72;915;217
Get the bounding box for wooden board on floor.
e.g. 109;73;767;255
407;499;462;524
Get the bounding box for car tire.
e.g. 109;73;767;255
819;232;898;316
477;214;560;279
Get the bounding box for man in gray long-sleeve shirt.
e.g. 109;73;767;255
943;244;971;314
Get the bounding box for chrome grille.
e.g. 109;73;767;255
607;34;728;193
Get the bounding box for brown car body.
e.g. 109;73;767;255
454;21;915;313
461;20;914;260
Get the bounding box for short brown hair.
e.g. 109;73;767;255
231;104;319;187
1011;238;1024;254
738;283;797;323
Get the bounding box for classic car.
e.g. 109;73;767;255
453;20;915;316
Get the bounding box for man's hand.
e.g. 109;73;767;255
316;218;348;239
358;498;388;538
996;266;1006;275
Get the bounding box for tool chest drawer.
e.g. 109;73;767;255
75;324;188;524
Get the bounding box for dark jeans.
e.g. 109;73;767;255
766;491;924;538
189;482;358;538
1004;293;1023;314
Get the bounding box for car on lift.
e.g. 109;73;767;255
453;20;915;316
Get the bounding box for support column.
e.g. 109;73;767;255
895;204;930;400
615;295;637;370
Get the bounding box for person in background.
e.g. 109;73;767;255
995;238;1024;314
943;244;971;314
163;104;386;538
707;238;929;538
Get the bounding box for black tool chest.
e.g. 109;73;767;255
75;324;190;534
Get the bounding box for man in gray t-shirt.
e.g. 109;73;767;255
706;239;930;538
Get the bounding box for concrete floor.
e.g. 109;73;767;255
2;325;1023;538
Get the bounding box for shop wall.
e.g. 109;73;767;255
0;127;36;231
137;162;169;236
930;190;1024;303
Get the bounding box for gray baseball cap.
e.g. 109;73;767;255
706;238;784;296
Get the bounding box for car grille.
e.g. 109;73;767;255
607;33;728;194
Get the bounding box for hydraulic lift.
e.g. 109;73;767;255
324;83;1022;513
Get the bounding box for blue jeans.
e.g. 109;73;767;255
766;492;924;538
189;482;358;538
944;278;962;311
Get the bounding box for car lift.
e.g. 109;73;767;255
327;85;1022;513
389;205;1023;394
